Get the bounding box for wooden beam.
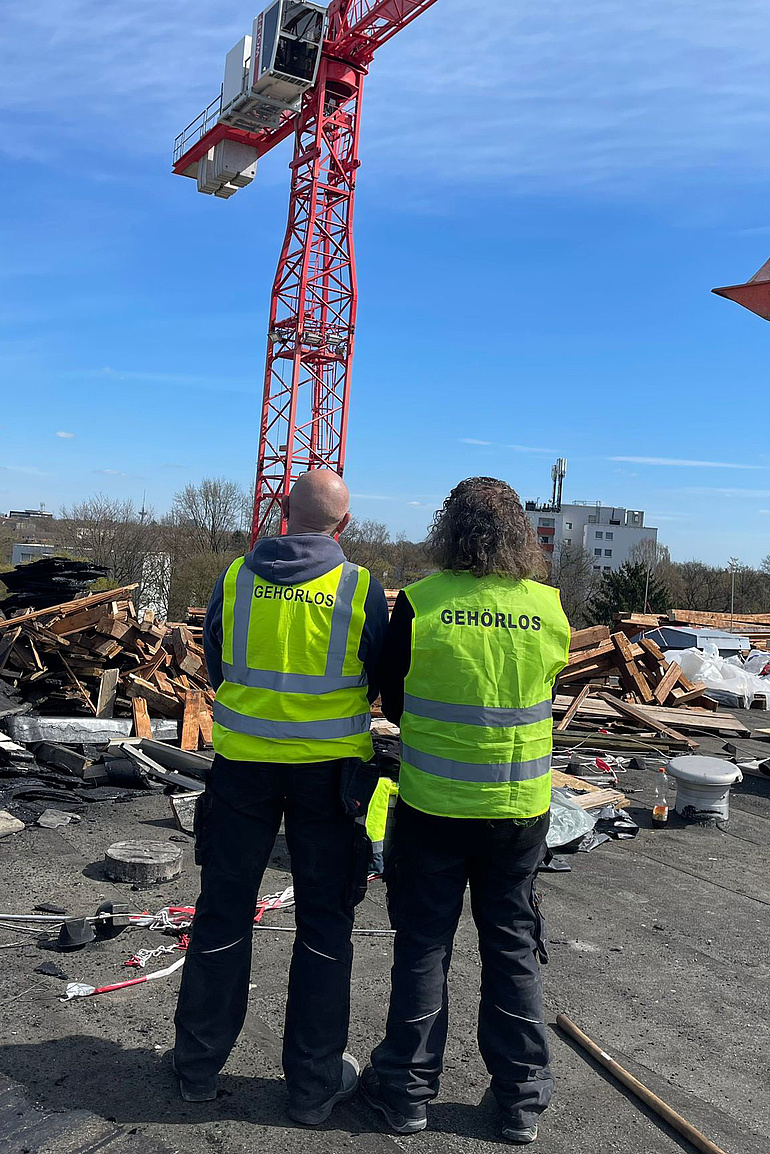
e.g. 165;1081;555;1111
555;685;592;732
653;660;684;705
131;697;153;739
570;625;610;652
597;692;698;748
181;690;203;751
95;668;120;718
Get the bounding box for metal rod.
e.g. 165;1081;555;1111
556;1014;729;1154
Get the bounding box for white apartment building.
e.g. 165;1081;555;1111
524;501;658;575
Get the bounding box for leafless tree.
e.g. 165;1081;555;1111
549;543;600;627
340;519;392;583
171;478;250;555
56;495;156;587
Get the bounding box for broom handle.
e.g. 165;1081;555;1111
556;1014;729;1154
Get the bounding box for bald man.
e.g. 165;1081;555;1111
174;471;388;1124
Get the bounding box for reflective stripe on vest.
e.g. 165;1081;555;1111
213;701;369;740
403;692;552;728
398;570;570;819
401;744;552;784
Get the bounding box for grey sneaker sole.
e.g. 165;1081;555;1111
362;1089;428;1135
501;1123;538;1144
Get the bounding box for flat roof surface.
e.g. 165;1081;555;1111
0;724;767;1154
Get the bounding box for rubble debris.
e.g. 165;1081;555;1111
0;809;24;838
169;792;202;835
34;960;69;979
0;557;109;613
104;839;184;885
37;808;81;828
57;918;96;950
0;586;213;742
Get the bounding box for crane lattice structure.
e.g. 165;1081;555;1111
173;1;438;541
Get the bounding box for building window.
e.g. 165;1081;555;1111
595;531;603;539
594;548;602;556
564;538;571;546
603;565;611;572
593;565;601;572
605;531;613;540
565;521;572;530
538;517;555;528
605;549;612;557
588;516;596;524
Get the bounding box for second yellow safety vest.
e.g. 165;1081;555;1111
399;570;570;819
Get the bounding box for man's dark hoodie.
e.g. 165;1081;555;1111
203;533;388;701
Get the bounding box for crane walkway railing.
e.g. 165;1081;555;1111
174;90;224;163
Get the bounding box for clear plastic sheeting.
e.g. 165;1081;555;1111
547;789;597;849
664;642;770;707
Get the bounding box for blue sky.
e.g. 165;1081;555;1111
1;1;769;565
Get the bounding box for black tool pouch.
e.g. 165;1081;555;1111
340;759;380;908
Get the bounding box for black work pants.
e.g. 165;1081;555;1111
174;754;358;1111
371;800;552;1118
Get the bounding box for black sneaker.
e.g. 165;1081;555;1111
360;1066;427;1134
288;1053;360;1126
171;1054;218;1102
501;1110;539;1144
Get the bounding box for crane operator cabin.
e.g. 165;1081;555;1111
179;1;327;199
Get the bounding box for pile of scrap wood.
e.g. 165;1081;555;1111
0;585;213;751
614;610;770;649
562;625;715;709
555;624;753;752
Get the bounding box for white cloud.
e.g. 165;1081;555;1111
0;464;51;476
678;487;770;497
93;468;129;477
4;2;770;192
610;456;766;470
460;438;554;454
56;430;75;439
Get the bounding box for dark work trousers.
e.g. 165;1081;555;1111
173;754;358;1112
371;800;551;1118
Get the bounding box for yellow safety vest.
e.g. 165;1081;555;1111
212;555;374;764
399;571;570;819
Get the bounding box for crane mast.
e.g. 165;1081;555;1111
172;0;439;541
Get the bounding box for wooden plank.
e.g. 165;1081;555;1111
131;697;153;739
653;660;684;705
553;694;749;734
95;668;120;718
0;585;139;633
668;608;770;627
566;639;616;667
597;692;698;748
555;685;592;732
570;625;610;652
198;706;213;747
181;690;203;751
126;676;183;718
670;683;709;707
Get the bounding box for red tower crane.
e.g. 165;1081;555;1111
173;1;439;542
